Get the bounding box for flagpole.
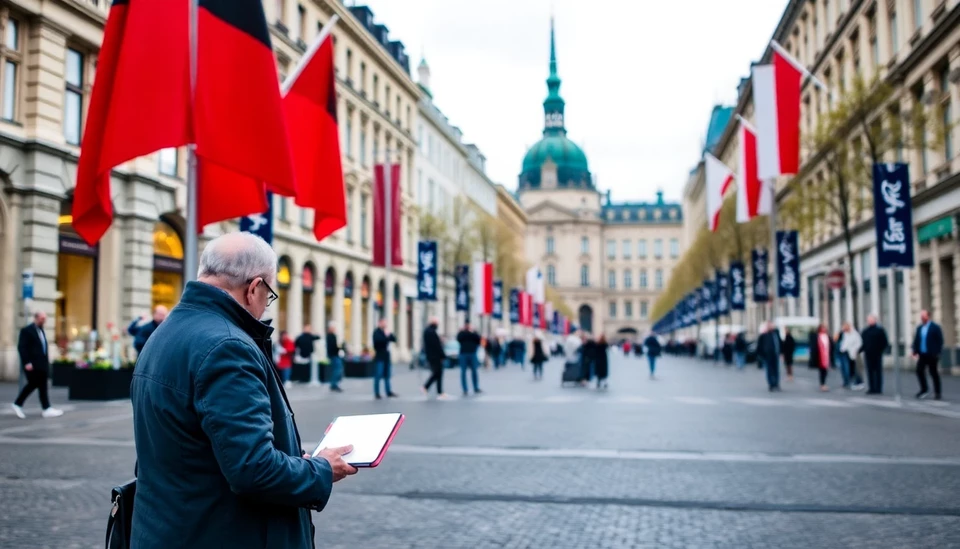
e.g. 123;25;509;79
281;15;340;95
185;0;199;283
769;179;778;326
769;40;829;93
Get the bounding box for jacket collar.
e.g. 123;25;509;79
179;281;274;341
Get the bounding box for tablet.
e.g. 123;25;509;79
311;413;405;468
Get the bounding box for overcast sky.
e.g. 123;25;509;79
358;0;789;203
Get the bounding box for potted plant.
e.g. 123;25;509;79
68;359;134;401
51;358;76;387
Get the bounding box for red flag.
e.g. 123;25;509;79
373;164;402;267
472;262;493;316
284;32;345;242
753;51;802;179
72;0;191;245
195;0;295;228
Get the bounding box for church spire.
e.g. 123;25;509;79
543;16;566;136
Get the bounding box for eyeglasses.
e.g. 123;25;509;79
248;278;279;307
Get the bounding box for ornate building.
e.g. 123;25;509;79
519;20;684;338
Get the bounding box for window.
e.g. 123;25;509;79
581;236;589;255
293;4;305;42
360;195;368;247
275;0;286;25
345;49;353;81
547;265;556;286
669;238;679;258
608;269;616;289
158;148;178;177
345;190;353;243
653;239;663;259
890;9;899;54
360;62;366;94
2;18;20;122
299;205;309;228
914;86;929;174
546;236;555;255
640;269;648;289
608;301;617;319
372;74;379;104
913;0;922;31
638;240;647;258
278;196;288;221
624;269;633;289
606;239;616;259
625;301;633;318
640;301;648;319
655;269;663;289
345;115;353;158
64;48;84;145
359;125;367;166
384;84;390;112
580;265;589;287
396;96;401;121
372;131;379;165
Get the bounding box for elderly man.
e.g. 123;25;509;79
860;314;889;395
756;322;782;392
131;232;357;548
11;311;64;419
127;305;168;355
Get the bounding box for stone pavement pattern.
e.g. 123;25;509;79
1;353;960;548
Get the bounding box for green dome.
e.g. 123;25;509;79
518;18;593;191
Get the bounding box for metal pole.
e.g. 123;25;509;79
184;0;199;283
384;155;392;335
768;178;778;326
891;267;902;405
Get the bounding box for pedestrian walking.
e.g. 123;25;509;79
644;332;662;379
293;325;320;390
421;317;449;399
757;322;782;392
11;311;63;419
326;322;343;392
275;330;295;385
809;323;833;392
781;328;796;381
486;336;502;369
860;314;889;395
531;334;548;380
733;331;747;370
372;318;398;399
839;323;864;391
130;232;356;548
127;305;168;356
579;334;596;386
595;334;610;389
457;321;482;395
911;310;944;400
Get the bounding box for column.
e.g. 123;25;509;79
23;22;67;143
876;0;892;71
397;288;409;359
368;283;378;350
930;238;943;322
350;283;362;353
831;288;842;330
312;270;325;356
947;45;960;170
333;271;345;347
870;247;881;318
120;215;155;329
923;71;942;170
853;254;864;326
811;275;821;320
288;266;303;335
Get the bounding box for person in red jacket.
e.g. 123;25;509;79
276;330;295;386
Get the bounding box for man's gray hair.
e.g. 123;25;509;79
198;232;278;288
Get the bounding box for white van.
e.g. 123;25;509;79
698;324;746;357
774;316;821;364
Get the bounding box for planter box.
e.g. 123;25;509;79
290;362;310;383
69;368;134;401
344;359;376;378
51;363;75;387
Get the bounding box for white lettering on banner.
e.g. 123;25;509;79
732;269;745;304
246;214;268;231
419;273;435;297
879;178;909;254
419;250;435;272
457;291;467;308
778;238;797;291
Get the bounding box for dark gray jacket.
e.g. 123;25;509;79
131;281;333;549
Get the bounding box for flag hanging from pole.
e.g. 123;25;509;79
705;153;734;232
526;267;545;304
736;121;764;223
753;50;802;180
472;262;493;317
372;164;402;267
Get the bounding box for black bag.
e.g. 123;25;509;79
106;479;136;549
561;360;580;384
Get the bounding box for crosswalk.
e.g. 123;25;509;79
284;389;956;414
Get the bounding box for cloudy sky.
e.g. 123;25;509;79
358;0;789;203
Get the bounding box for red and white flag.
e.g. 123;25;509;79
520;292;534;326
736;121;767;223
473;262;493;316
705;153;734;232
752;49;802;180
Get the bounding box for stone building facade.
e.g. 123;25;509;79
518;20;684;339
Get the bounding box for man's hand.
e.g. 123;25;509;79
24;363;33;372
315;445;358;482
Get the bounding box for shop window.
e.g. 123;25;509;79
152;220;184;310
302;262;315;328
324;267;335;329
55;207;98;354
276;257;292;333
343;272;354;351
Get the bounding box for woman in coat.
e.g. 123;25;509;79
595;335;610;389
275;330;295;386
781;328;796;381
530;335;548;380
809;324;834;391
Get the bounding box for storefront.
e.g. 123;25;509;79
55;212;98;353
302;262;315;327
343;272;354;348
152;220;184;310
324;267;335;325
276;257;292;333
361;276;371;347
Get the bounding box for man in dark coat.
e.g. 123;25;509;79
860;314;889;395
11;311;63;419
131;233;356;549
293;325;321;388
127;305;168;355
372;318;398;399
325;322;343;392
756;322;782;392
421;317;448;398
912;309;944;400
456;321;483;395
644;333;662;379
781;328;796;381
